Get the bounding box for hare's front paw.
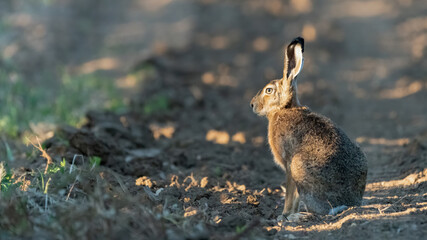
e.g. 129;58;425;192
287;213;305;222
278;212;315;222
277;213;303;222
276;214;288;222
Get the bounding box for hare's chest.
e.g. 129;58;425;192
268;133;295;170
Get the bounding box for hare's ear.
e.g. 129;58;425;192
283;37;304;82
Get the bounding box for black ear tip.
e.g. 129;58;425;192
289;37;304;52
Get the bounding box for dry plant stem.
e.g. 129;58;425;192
28;136;53;174
378;195;408;214
44;177;52;211
66;177;78;201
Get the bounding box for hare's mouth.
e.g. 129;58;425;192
252;108;260;114
252;104;266;116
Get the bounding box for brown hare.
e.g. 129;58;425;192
250;37;367;218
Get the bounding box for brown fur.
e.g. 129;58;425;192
250;37;368;216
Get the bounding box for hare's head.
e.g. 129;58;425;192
251;37;304;116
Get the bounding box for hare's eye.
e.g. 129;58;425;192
265;88;273;94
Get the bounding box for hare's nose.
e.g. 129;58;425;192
250;103;254;108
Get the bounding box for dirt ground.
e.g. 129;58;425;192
1;0;427;239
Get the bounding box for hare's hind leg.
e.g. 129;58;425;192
299;194;348;215
282;172;299;216
298;193;331;215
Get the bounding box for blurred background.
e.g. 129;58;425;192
1;0;426;142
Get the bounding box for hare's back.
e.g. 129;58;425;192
281;108;363;163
